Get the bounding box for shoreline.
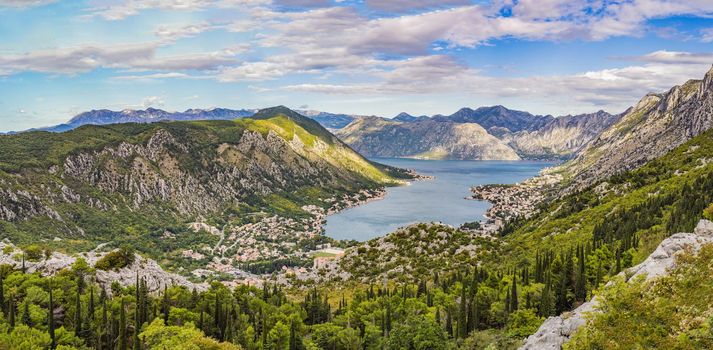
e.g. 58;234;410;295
468;173;562;232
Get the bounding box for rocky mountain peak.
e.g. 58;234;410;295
702;64;713;93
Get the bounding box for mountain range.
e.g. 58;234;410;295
22;105;622;161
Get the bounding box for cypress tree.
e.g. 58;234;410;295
162;285;170;324
385;302;392;336
102;296;108;350
49;288;56;350
119;299;127;350
85;286;95;346
445;307;453;338
198;304;204;333
8;297;14;328
22;300;32;326
289;319;297;350
75;278;83;337
458;284;467;338
215;295;222;340
0;274;4;314
471;294;480;331
576;246;587;302
510;274;518;312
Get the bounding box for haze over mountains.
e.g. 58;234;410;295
23;103;626;161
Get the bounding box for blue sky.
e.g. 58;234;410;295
0;0;712;131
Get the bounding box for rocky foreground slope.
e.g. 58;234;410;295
520;219;713;349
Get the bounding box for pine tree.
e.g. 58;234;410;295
49;288;56;350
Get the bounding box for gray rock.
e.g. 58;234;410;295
519;219;713;350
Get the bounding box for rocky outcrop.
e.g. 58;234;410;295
520;219;713;349
561;66;713;189
0;242;207;295
336;117;520;160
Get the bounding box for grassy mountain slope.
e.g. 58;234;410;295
0;107;407;262
500;126;713;269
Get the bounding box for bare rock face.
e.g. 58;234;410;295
520;219;713;350
336;117;520;160
562;66;713;189
503;111;621;160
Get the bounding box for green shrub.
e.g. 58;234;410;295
23;244;43;262
94;246;135;271
703;203;713;221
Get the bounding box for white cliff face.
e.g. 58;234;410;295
519;219;713;350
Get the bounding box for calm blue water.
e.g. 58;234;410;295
324;158;554;241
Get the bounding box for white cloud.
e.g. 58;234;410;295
701;28;713;43
112;72;191;81
365;0;470;12
282;52;713;114
141;96;165;108
0;0;56;8
626;50;713;65
89;0;214;21
0;43;239;75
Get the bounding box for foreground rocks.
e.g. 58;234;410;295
520;219;713;349
0;242;207;295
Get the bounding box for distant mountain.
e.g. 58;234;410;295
434;106;554;135
560;66;713;188
503;110;621;160
297;110;358;129
336;106;620;160
392;112;430;123
21;107;257;133
336;116;520;160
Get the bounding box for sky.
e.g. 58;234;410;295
0;0;713;131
